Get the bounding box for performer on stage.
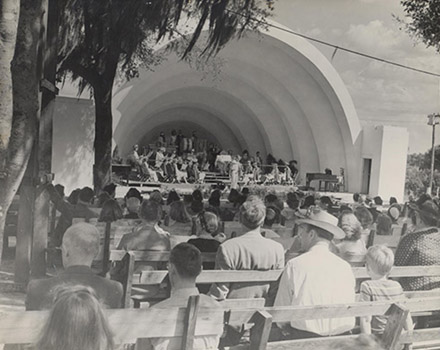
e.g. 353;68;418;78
229;156;241;190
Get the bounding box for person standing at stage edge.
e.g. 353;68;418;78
273;206;356;340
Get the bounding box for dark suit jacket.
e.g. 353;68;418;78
26;265;123;310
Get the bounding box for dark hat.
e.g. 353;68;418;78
409;195;440;224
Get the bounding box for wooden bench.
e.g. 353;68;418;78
2;295;439;350
229;297;440;350
113;251;218;307
120;260;283;308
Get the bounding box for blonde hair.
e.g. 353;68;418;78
37;285;114;350
366;245;394;276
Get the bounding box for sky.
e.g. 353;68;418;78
273;0;440;154
60;0;439;154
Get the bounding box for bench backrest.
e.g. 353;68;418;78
5;297;439;350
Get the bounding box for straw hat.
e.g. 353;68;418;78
296;207;345;240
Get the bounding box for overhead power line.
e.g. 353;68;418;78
226;9;440;78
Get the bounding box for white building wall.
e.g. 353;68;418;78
377;126;409;202
362;125;408;202
52;96;95;194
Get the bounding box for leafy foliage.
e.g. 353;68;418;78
405;145;440;196
57;0;273;91
399;0;440;53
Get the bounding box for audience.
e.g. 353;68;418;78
336;211;366;261
47;184;99;247
117;200;170;252
26;223;123;310
124;196;141;219
166;189;181;206
36;285;115;350
387;203;402;225
187;211;225;268
359;245;413;335
98;199;123;222
395;195;440;291
143;243;222;350
165;200;192;235
376;213;392;236
209;196;284;301
354;206;374;245
273;207;355;339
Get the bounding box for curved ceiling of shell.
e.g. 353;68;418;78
113;22;361;187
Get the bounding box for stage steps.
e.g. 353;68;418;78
203;172;230;184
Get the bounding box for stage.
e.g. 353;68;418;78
114;181;355;204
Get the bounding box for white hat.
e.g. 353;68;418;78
296;207;345;240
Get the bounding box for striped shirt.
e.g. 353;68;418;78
359;279;405;334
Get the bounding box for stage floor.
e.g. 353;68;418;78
115;182;355;203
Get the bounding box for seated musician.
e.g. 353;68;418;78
143;243;222;350
127;144;152;178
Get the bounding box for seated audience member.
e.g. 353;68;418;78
188;211;225;265
189;200;204;216
387;204;402;225
36;285;115;350
261;208;280;238
359;245;413;335
301;195;315;209
354;206;374;245
67;188;80;205
208;189;221;208
395;196;440;291
96;191;112;208
376;214;392;235
26;223;123;310
47;184;99;247
273;207;355;339
102;183;117;199
166;189;181;206
389;196;398;206
281;192;301;225
125;187;143;202
336;211;366;261
117;200;170;252
149;190;164;206
317;196;333;213
164;200;192;235
98;199;123;222
209;196;284;301
143;243;222;350
124;196;141;219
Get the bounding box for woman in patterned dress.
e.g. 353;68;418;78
394;195;440;291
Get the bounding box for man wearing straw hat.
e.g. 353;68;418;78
273;207;356;339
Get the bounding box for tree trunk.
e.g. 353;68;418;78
93;77;115;193
0;0;44;263
0;0;20;260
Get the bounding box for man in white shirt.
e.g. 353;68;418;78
274;207;356;339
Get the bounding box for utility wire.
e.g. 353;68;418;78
226;9;440;78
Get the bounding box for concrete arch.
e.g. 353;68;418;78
112;20;362;190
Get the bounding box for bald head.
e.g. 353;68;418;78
62;223;100;267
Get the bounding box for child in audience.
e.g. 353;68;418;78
36;285;115;350
359;245;413;335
